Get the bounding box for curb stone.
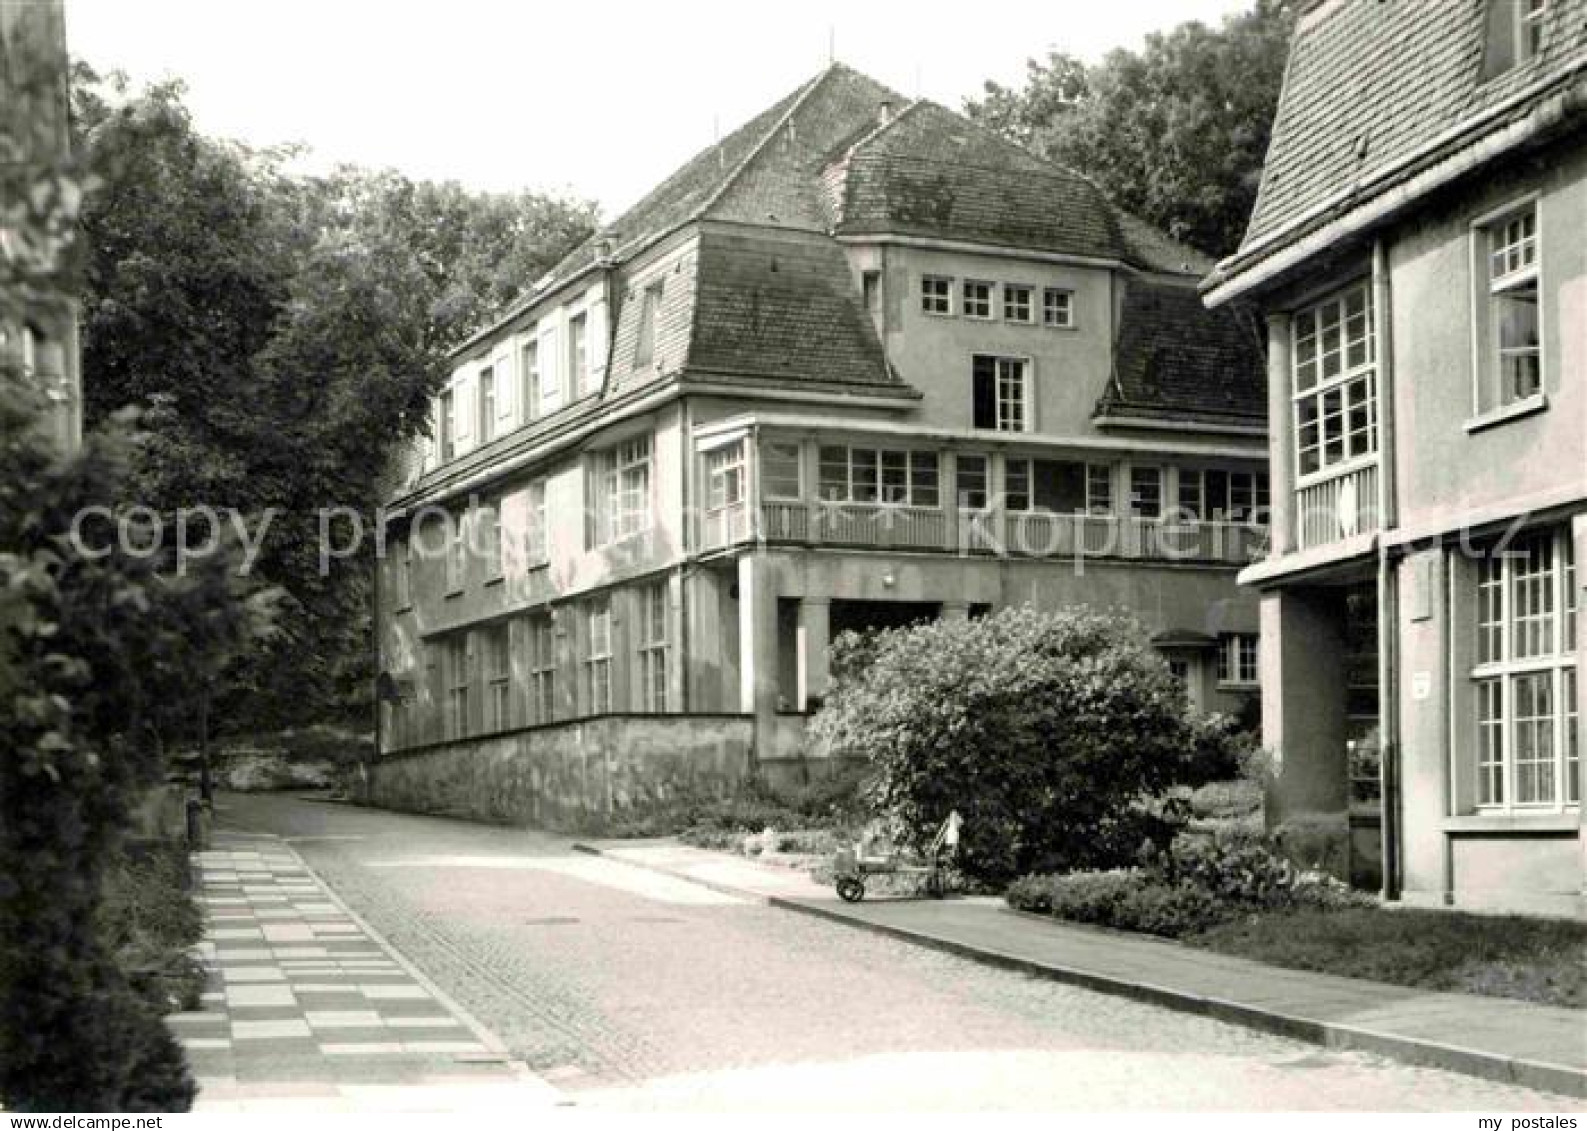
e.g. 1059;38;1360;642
573;841;1586;1100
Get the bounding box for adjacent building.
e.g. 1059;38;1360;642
372;64;1270;827
1204;0;1585;916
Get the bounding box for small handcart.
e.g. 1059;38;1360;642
832;811;962;903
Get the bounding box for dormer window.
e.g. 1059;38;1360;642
1484;0;1547;77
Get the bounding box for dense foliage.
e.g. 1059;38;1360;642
71;70;599;731
965;0;1297;256
811;607;1210;885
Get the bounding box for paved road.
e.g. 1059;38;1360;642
220;793;1569;1112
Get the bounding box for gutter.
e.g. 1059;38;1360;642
1090;413;1268;439
1204;69;1587;307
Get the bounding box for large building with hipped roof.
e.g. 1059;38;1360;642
370;63;1271;827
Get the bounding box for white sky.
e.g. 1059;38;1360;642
65;0;1252;218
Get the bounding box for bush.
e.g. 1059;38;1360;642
1008;870;1230;937
1182;713;1257;785
1144;829;1299;908
1271;814;1349;879
99;841;206;1014
812;606;1197;885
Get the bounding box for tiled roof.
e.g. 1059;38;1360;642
1239;0;1587;254
1099;280;1266;426
685;229;905;392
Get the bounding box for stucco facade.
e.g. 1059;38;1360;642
372;65;1269;829
1206;0;1586;917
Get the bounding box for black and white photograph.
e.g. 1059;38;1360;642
1;0;1583;1116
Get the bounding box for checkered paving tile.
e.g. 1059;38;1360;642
171;830;538;1111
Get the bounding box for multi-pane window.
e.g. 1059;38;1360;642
484;625;510;731
972;355;1029;432
1004;459;1113;514
583;598;612;715
1129;466;1164;518
439;389;456;461
521;340;541;422
1217;633;1260;687
818;447;939;507
1176;469;1271;523
962;280;993;319
477;367;495;443
638;582;669;712
1003;284;1034;323
1478;204;1541;411
921;275;953;315
1292;283;1377;477
540;326;561;414
526;479;548;566
1043;288;1074;328
1518;0;1547;62
592;436;652;545
957;454;989;510
706;443;745;513
569;312;590;396
761;441;802;500
1471;528;1578;809
478;501;503;581
634;283;662;369
526;614;556;725
445;634;471;739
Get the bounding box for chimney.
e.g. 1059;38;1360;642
878;99;894;127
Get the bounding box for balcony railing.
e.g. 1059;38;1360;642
703;500;1265;564
1295;462;1380;550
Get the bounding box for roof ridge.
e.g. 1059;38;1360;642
842;97;925;158
694;64;835;220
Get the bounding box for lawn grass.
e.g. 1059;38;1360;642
1189;906;1586;1009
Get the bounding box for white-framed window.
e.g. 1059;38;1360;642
634;282;663;369
540;326;561;415
962;280;993;320
957;454;989;510
569;312;590;396
521;339;541;423
1217;633;1260;687
1292;281;1377;479
583;597;612;715
1129;466;1164;519
921;275;953;316
1176;469;1271;523
1474;202;1542;414
1003;284;1034;324
1518;0;1547;62
526;613;556;725
445;633;471;739
478;366;495;443
817;446;939;507
1043;287;1074;328
706;442;745;513
972;354;1030;432
484;624;510;731
439;389;456;461
638;581;669;712
761;441;802;500
591;435;652;546
1471;527;1578;810
1005;458;1113;514
526;478;548;566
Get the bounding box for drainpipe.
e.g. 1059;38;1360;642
680;397;693;712
1372;238;1402;902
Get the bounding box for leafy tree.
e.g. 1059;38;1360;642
69;70;599;731
966;0;1296;256
812;607;1209;885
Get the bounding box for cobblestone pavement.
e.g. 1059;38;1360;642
221;794;1574;1112
172;829;556;1111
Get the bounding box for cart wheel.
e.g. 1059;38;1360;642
836;877;865;903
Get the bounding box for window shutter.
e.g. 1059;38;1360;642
453;377;474;451
494;348;515;422
540;327;561;412
972;356;996;429
588;299;609;387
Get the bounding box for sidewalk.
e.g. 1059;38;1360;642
168;830;559;1112
576;838;1587;1099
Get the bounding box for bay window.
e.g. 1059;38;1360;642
818;446;939;507
1004;459;1113;514
1292;282;1377;477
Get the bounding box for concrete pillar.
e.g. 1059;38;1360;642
738;553;780;747
797;597;831;710
1575;515;1587;872
1266;313;1294;555
1261;585;1350;826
